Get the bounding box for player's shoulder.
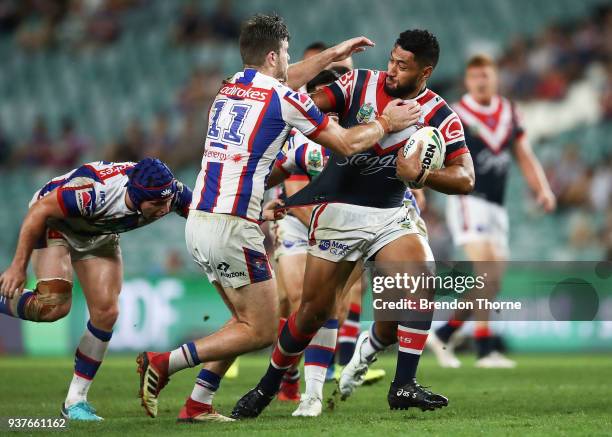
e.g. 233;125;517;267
421;89;458;125
63;161;134;188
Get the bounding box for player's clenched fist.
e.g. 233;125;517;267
0;265;26;298
381;100;421;132
396;140;425;184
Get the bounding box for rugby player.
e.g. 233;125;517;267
231;29;475;419
135;14;422;422
0;158;192;421
428;54;556;368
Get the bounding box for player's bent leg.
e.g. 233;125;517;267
276;254;308;402
1;246;73;322
139;279;279;418
231;256;353;419
62;254;122;421
379;234;447;410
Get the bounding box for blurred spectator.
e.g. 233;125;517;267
177;67;222;114
17;116;53;167
53;116;91;168
105;119;146;162
602;211;612;261
589;154;612;212
208;0;239;41
601;60;612;120
0;124;12;167
86;0;122;46
567;212;596;250
55;0;88;50
546;144;592;208
173;0;206;44
15;0;67;51
495;6;612;101
144;112;175;164
0;0;21;34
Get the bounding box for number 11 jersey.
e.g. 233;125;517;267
191;68;329;222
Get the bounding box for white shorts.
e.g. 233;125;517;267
185;210;274;289
307;202;427;263
446;195;509;255
272;214;309;260
34;227;121;261
29;192;121;261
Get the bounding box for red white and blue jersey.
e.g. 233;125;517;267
191;68;329;222
32;161;191;237
285;69;469;208
453;94;525;205
275;129;330;180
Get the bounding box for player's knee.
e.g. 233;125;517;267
247;319;276;349
297;303;332;333
90;304;119;330
24;279;72;322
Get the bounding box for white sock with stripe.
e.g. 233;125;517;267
304;319;338;400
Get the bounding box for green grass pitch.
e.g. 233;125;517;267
0;353;610;436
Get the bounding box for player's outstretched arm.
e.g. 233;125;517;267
396;142;475;195
286;36;374;90
514;136;556;212
315;100;421;157
0;193;64;298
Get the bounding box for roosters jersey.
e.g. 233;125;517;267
191;68;329;222
453;94;525;205
33;161;191;237
285;69;470;209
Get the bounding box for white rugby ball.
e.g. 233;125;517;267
403;126;445;171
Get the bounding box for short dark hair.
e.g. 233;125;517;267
304;41;327;53
239;14;290;66
306;69;341;93
395;29;439;68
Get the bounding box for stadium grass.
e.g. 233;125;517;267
0;353;610;436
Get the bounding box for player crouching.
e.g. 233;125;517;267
0;158;192;421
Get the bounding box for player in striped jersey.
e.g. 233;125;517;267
428;55;556;369
136;14;422;422
232;29;475;418
0;158;192;421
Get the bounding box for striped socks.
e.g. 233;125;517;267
168;342;201;375
304;319;338;399
65;320;112;407
259;313;315;395
338;304;361;366
393;320;431;386
190;368;221;406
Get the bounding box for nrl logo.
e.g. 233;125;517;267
161;188;173;197
356;102;376;124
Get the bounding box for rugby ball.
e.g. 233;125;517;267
402;126;445;188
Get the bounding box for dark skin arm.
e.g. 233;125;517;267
396;142;475;194
283;178;312;227
0;192;64;297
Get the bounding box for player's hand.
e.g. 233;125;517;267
383;100;421;132
396;141;424;184
262;199;288;221
536;189;556;213
330;36;375;61
0;264;27;298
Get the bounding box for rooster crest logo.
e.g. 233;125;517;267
161;188;173;197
